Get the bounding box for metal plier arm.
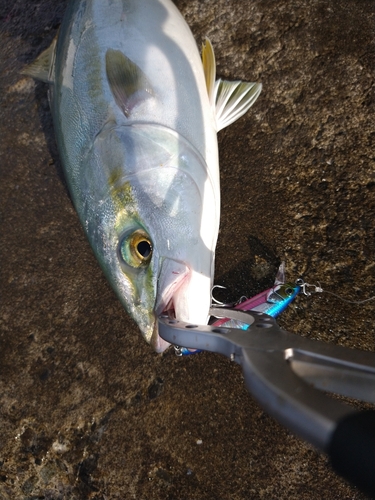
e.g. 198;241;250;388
158;308;375;497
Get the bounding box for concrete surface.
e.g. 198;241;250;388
1;0;374;498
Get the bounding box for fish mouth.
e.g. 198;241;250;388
160;300;177;321
151;324;172;353
151;259;189;353
150;258;211;353
150;304;176;353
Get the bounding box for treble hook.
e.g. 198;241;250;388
295;278;323;297
211;285;247;308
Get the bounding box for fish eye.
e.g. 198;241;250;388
119;229;153;268
136;239;152;259
284;286;294;296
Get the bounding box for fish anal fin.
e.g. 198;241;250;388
202;37;216;106
105;49;154;118
22;36;57;83
215;78;262;132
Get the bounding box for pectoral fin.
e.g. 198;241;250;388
214;79;262;131
105;49;154;117
22;36;57;83
202;37;262;131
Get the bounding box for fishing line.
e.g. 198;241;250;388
295;279;375;305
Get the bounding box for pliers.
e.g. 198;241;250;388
158;308;375;497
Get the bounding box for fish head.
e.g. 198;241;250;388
84;123;218;352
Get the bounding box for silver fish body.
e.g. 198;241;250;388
26;0;261;351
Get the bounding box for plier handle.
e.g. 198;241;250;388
158;308;375;497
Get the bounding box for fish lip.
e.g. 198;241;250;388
150;312;173;353
152;295;179;353
151;258;190;352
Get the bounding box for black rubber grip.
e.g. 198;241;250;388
328;410;375;498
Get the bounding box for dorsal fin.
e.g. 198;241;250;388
214;79;262;131
22;36;57;83
105;49;154;117
202;37;216;107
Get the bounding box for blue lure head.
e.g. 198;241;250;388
265;282;301;317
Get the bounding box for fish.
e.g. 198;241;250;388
24;0;262;352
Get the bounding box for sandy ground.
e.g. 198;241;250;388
1;0;374;498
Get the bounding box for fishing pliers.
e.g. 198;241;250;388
158;308;375;497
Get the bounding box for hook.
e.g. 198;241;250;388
211;285;247;308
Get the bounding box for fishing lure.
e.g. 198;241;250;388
175;262;300;355
212;281;300;330
173;261;375;355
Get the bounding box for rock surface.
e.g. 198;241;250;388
0;0;374;498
